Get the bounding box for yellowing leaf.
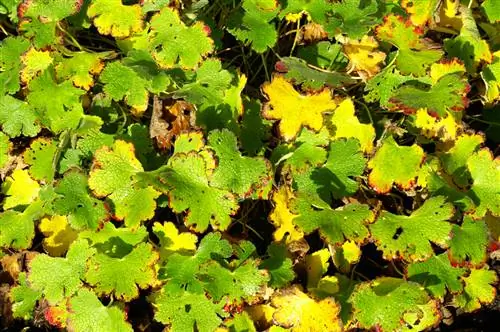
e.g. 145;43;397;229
306;248;330;290
39;215;78;257
271;286;342;332
20;48;52;85
269;186;304;243
152;221;197;260
262;76;337;141
430;59;466;83
2;169;40;210
367;136;425;193
55;52;106;90
332;240;362;273
343;36;386;80
88;0;144;38
414;109;460;141
401;0;440;26
453;268;498;312
330;98;375;152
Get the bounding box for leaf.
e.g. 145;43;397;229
331;240;362;274
226;0;279;53
89;140;159;228
444;6;492;72
407;254;465;298
329;98;375;152
53;171;107;230
413;109;460;142
269;186;304;243
140;152;238;232
0;95;40;137
453;268;497;312
376;14;443;76
39;215;78;256
482;0;500;23
261;243;295;288
152;284;225;331
23;138;57;182
55;52;105;90
66;289;133;332
262;76;337;141
208;129;271;197
19;19;59;49
389;73;469;117
350;278;440;331
0;132;9;168
148;7;213;68
85;242;159;301
27;70;84;133
466;148;500;217
0;200;42;250
481;52;500;103
367;136;424;193
401;0;440;26
343;36;386;79
152;221;197;261
19;47;52;85
370;196;454;261
292;198;374;246
28;240;95;304
18;0;82;21
271;286;342;332
297;41;348;70
87;0;143;38
278;57;354;89
449;217;488;266
10;272;41;320
224;312;257;332
305;248;330;290
328;0;380;39
279;0;331;24
440;133;483;187
0;36;30;95
2;169;40;210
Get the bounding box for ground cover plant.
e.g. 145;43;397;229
0;0;499;331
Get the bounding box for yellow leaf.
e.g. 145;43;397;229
269;186;304;243
414;109;460;141
435;0;462;33
430;59;466;83
330;98;375;152
332;240;361;273
20;48;53;85
343;36;386;80
262;76;337;141
401;0;440;26
306;248;330;290
246;304;275;329
152;221;197;259
271;286;342;332
39;215;78;257
2;169;40;209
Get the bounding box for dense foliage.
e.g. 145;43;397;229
0;0;499;331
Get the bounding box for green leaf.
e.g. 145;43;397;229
148;7;213;68
407;254;465;298
466;149;500;217
27;69;84;133
0;200;42;250
89;140;159;228
0;37;30;95
0;95;40;138
23;138;57;182
66;288;133;331
208;129;271;197
0;132;9;168
19;19;59;49
53;171;107;230
225;312;256;332
376;14;443;76
328;0;380;38
350;278;440;331
85;243;158;301
260;243;295;288
449;217;488;266
152;284;225;331
278;57;354;90
482;0;500;23
370;196;454;261
55;52;105;90
226;0;279;53
19;0;82;21
280;0;331;24
297;41;348;70
87;0;144;38
367;136;424;194
388;74;469;117
140;152;238;232
453;268;498;312
28;239;95;304
10;272;41;320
